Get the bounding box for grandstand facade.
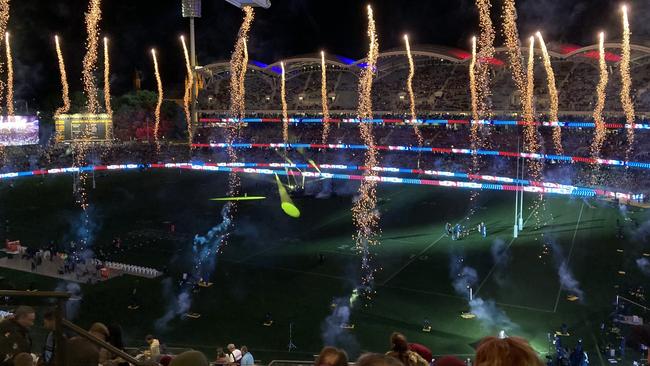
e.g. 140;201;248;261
197;42;650;117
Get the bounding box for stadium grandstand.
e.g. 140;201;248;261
197;42;650;117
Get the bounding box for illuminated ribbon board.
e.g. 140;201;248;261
192;142;650;170
0;162;643;201
199;117;650;130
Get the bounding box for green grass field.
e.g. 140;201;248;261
0;169;647;363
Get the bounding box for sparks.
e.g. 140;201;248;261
54;35;70;116
82;0;102;114
536;32;562;155
620;5;635;162
226;6;255;201
475;0;495;123
151;48;163;153
403;34;423;146
181;35;193;145
281;61;288;144
0;0;10;109
352;4;381;294
501;0;526;106
591;32;609;170
5;31;13;115
320;50;330;144
103;37;112;117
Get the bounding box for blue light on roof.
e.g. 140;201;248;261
270;66;282;74
251;60;268;68
336;55;357;65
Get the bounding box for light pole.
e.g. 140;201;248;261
181;0;271;128
181;0;201;129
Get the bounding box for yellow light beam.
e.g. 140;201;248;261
274;173;300;218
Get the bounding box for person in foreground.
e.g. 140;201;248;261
315;347;348;366
474;336;544;366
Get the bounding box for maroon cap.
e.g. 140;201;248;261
435;355;465;366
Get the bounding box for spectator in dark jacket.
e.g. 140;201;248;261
0;306;35;366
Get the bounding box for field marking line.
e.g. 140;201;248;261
475;207;536;296
380;233;446;286
590;332;606;366
552;201;585;313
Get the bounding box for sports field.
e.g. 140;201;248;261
0;169;647;363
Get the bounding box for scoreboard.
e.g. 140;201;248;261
55;114;112;142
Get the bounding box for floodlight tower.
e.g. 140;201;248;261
182;0;271;129
182;0;201;129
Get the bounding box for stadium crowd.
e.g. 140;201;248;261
0;306;604;366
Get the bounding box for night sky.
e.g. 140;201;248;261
8;0;650;110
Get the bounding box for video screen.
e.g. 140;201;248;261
0;116;40;146
55;114;112;142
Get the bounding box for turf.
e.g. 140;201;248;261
0;169;647;364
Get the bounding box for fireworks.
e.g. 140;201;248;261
0;0;10;109
181;35;193;145
501;0;526;104
151;48;163;153
228;6;253;125
470;37;479;124
523;37;538;156
475;0;495;121
352;4;381;292
469;36;481;179
536;32;562;155
54;35;70;116
320;51;330;145
403;34;423;147
281;61;288;144
620;5;635;162
591;32;608;165
103;37;111;116
226;6;255;199
82;0;102;114
5;32;12;115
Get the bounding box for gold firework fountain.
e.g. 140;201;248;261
536;32;562;155
82;0;102;114
352;5;381;295
103;37;112;116
468;35;481;210
0;0;10;109
320;50;330;144
590;32;608;185
226;6;254;200
5;31;13;115
620;5;635;162
280;61;288;144
475;0;495;122
181;35;194;145
151;49;163;153
501;0;526;103
403;34;423;147
54;35;71;116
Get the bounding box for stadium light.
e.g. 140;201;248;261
225;0;271;9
